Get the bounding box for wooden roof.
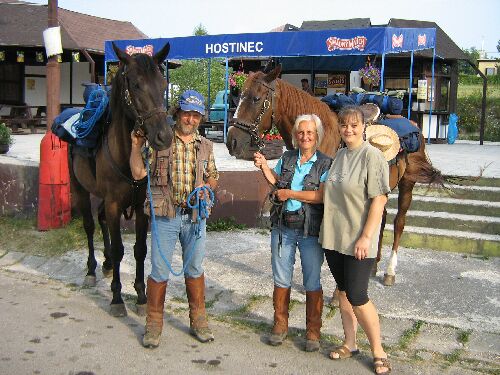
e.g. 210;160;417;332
0;1;147;54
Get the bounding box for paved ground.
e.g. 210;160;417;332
0;231;499;375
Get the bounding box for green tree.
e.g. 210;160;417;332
497;39;500;53
459;47;480;75
168;24;228;107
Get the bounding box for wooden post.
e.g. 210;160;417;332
46;0;60;130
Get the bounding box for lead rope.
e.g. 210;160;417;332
268;188;284;257
146;153;214;277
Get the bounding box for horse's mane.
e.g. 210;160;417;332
272;76;341;156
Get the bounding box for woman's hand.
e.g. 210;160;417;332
253;152;268;170
354;235;371;260
130;130;145;149
274;189;291;202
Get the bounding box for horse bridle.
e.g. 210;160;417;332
232;80;276;151
121;65;167;137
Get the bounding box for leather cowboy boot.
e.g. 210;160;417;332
268;286;291;346
305;289;323;352
185;274;214;343
143;277;167;348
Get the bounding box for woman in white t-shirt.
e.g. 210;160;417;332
319;106;392;374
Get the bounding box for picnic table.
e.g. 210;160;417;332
0;105;47;133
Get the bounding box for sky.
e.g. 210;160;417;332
29;0;500;57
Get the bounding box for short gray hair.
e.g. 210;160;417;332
291;114;324;149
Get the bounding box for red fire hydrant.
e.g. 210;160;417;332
37;130;71;230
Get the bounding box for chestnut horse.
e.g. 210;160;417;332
70;42;173;316
226;65;449;286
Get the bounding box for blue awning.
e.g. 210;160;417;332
104;27;436;62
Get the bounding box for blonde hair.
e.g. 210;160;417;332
291;114;324;149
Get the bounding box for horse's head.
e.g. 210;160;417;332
226;66;281;159
112;42;173;151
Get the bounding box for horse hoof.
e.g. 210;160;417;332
83;275;96;287
383;274;395;286
136;304;147;316
110;303;127;317
102;267;113;278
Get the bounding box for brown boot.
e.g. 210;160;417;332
185;274;214;343
143;277;167;348
305;289;323;352
268;286;291;346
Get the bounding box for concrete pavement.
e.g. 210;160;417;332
0;230;499;375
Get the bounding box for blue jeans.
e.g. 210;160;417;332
270;225;324;291
150;207;206;282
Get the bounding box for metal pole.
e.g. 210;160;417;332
380;53;385;91
407;50;414;119
427;47;436;144
46;0;60;130
223;58;229;143
207;59;211;118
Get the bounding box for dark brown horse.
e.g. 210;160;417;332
70;42;173;316
227;65;448;286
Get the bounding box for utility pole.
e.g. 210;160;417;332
46;0;60;129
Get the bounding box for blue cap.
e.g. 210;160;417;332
179;90;205;115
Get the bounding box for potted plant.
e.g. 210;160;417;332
359;64;381;91
260;125;284;160
0;122;14;154
229;71;248;97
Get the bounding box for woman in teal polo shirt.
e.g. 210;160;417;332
254;114;332;352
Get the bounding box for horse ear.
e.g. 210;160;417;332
112;42;133;65
153;43;170;65
264;65;282;83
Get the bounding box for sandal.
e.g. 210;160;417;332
373;357;392;374
329;345;360;360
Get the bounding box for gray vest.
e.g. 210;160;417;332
271;149;332;237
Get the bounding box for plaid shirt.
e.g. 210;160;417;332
171;131;218;205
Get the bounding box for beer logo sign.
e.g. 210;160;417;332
326;36;367;52
125;44;154;56
417;34;427;47
392;34;403;48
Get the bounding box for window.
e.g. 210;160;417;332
485;67;496;76
0;64;22;104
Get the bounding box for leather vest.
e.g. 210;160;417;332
271;149;332;237
146;136;214;220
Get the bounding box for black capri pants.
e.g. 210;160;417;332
324;249;375;307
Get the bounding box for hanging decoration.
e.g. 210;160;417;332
72;52;80;62
17;51;24;63
57;55;62;63
0;51;5;61
36;51;44;63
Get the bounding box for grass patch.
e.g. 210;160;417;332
0;216;96;256
457;329;472;345
205;290;224;309
398;320;424;350
325;306;337;320
443;349;462;364
207;217;246;232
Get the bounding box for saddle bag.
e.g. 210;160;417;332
283;209;305;229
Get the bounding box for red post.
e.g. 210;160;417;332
37;0;71;230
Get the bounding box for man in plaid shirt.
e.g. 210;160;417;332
130;90;218;348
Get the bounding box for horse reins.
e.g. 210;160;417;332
232;80;277;152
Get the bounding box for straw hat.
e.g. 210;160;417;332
359;103;380;123
365;124;400;161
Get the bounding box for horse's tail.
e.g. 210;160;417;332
403;149;484;191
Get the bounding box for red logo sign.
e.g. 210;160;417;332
392;34;403;48
125;45;154;56
417;34;427;47
326;36;367;52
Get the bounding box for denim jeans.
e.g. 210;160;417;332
270;225;324;291
150;207;206;282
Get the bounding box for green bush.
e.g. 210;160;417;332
459;74;500;85
0;122;13;145
456;94;500;141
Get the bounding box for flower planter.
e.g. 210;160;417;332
261;139;285;160
0;143;9;154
